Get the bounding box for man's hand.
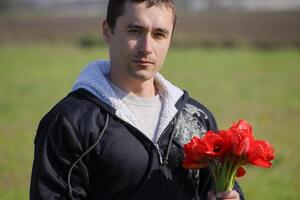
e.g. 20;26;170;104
207;190;240;200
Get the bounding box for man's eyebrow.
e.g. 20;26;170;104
127;24;144;29
156;28;170;35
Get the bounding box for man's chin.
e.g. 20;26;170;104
130;71;156;82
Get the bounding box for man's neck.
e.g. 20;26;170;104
109;73;158;98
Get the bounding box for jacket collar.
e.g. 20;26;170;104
72;60;186;141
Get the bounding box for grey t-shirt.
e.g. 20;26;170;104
108;79;163;141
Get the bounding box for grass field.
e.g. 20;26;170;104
0;43;299;199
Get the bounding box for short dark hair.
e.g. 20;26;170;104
106;0;177;32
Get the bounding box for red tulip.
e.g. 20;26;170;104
226;120;255;157
247;140;275;168
182;137;209;168
203;131;230;157
230;119;253;137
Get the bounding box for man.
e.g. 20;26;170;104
30;0;244;199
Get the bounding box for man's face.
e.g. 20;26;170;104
103;1;174;83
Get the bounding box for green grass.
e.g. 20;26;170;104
0;43;299;199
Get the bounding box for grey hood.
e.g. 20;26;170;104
72;60;184;142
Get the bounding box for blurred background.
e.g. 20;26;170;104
0;0;300;199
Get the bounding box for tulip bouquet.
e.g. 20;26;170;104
182;120;275;193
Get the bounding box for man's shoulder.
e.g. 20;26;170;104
40;89;109;128
180;96;218;131
50;89;100;117
186;97;215;120
35;89;109;143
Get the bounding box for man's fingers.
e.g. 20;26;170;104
216;190;240;199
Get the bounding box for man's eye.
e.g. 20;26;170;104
128;30;141;34
154;33;166;39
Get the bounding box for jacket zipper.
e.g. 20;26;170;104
155;143;164;165
116;115;178;166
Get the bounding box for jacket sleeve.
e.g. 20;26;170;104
198;109;245;200
30;110;89;200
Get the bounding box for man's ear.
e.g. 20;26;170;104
102;20;111;42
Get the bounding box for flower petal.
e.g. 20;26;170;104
236;166;246;177
248;140;275;168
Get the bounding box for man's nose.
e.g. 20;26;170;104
138;34;153;55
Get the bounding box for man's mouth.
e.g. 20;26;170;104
132;59;154;65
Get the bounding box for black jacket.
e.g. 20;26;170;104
30;89;244;200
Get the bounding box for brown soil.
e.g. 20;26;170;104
1;11;300;47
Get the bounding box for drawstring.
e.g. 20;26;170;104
68;113;109;199
163;115;178;166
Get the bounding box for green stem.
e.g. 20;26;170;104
217;160;228;193
224;160;233;191
226;158;244;191
210;158;245;193
228;165;238;191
